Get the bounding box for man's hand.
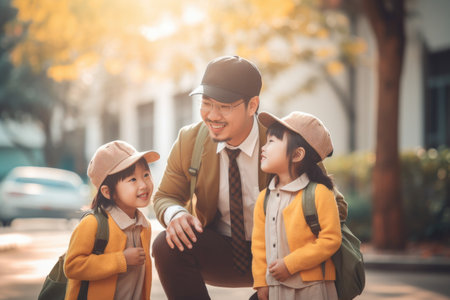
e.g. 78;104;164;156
268;258;291;282
123;247;145;266
256;286;269;300
165;212;203;251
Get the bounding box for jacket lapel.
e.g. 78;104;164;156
196;131;220;223
204;121;268;196
196;120;267;225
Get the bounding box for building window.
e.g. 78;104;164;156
102;111;119;143
101;76;121;143
138;102;154;149
425;49;450;148
174;92;193;137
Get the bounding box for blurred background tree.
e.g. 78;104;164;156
7;0;365;100
326;148;450;247
363;0;406;250
0;0;65;166
1;0;360;166
5;0;366;169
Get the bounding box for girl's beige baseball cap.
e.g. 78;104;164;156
87;140;160;190
258;111;333;161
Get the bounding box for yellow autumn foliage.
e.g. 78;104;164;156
8;0;363;82
47;65;76;82
343;37;368;56
315;46;336;59
326;60;344;75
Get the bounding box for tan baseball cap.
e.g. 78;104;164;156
189;55;262;103
87;140;160;190
258;111;333;161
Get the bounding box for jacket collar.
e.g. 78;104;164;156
106;205;149;230
200;116;268;199
216;116;259;158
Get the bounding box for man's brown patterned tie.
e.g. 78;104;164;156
226;148;250;274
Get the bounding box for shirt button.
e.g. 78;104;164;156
272;217;275;221
273;243;276;248
277;193;280;197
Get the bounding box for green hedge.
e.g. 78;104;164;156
324;147;450;243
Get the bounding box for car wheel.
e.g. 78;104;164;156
1;219;13;227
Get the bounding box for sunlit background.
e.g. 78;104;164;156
0;0;449;249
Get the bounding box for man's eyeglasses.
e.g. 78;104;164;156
199;100;244;116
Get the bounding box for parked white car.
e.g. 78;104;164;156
0;166;90;226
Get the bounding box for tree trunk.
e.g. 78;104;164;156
42;113;58;168
364;0;406;249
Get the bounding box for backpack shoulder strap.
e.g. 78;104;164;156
187;123;209;211
78;208;109;299
92;208;109;254
301;181;326;278
81;208;109;254
302;182;320;237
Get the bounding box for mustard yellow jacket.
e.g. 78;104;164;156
64;212;152;300
252;184;342;288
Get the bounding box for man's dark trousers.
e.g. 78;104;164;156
152;227;253;300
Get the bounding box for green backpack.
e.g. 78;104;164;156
37;208;109;300
263;182;365;300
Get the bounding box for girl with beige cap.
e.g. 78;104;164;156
251;112;341;300
64;140;159;300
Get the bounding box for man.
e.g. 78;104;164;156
152;55;346;299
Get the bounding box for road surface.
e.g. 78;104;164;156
0;218;449;300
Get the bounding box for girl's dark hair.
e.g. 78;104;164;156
90;157;150;210
267;122;334;190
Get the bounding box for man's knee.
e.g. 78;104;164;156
152;231;169;261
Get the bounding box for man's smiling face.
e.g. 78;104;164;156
200;96;259;147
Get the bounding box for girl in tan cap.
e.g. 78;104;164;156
64;140;159;300
251;112;341;300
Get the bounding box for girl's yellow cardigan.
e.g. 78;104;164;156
251;183;342;288
64;211;152;300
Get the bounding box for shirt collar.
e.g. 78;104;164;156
268;173;310;192
216;115;259;157
106;205;149;230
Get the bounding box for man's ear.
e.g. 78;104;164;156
247;96;259;116
292;147;305;163
100;185;111;199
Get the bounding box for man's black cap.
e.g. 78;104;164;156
189;55;262;103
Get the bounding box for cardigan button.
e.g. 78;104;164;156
273;217;275;221
277;193;280;197
273;243;276;248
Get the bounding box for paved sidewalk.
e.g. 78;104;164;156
2;218;449;273
148;220;450;299
362;243;450;273
0;219;449;299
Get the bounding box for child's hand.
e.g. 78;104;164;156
124;247;145;266
256;286;269;300
268;258;291;282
